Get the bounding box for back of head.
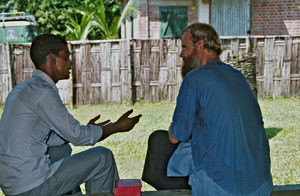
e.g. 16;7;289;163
182;23;222;55
30;34;67;69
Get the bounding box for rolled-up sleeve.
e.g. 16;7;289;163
87;124;103;144
36;90;102;146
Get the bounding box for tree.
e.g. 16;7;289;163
66;12;95;41
91;0;121;39
74;0;140;40
0;0;19;12
0;0;124;40
0;0;83;37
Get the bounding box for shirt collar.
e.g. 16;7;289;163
32;69;58;92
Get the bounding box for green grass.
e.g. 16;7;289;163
259;98;300;185
0;98;299;194
68;102;175;192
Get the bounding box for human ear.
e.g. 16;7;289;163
47;54;57;65
196;40;204;50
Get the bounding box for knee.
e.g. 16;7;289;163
148;130;170;149
92;146;115;164
149;130;168;144
146;130;179;157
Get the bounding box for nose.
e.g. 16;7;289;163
180;49;184;58
68;58;73;67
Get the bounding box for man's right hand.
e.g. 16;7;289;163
114;109;142;132
99;109;142;141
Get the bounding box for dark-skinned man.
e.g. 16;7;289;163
0;34;141;196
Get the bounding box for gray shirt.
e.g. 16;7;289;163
0;70;102;195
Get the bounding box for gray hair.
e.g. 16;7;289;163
182;23;222;55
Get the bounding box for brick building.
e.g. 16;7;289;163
252;0;300;35
120;0;300;38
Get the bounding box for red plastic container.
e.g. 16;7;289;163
114;179;142;196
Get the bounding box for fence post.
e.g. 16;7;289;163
68;43;74;109
282;37;292;97
0;44;13;106
264;37;275;98
6;43;12;95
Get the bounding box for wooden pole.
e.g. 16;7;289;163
68;42;74;109
6;43;12;102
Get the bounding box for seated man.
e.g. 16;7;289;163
143;23;273;195
0;34;141;196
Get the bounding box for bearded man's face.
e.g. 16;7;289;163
180;31;202;78
181;49;202;78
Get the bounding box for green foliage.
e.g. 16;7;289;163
75;0;140;40
91;0;120;39
0;0;83;37
118;0;140;29
79;0;121;26
0;0;17;12
0;0;124;40
66;11;95;41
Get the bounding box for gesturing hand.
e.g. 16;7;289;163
96;109;142;141
88;115;111;127
115;109;142;132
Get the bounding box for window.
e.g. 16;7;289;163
32;26;38;37
23;26;38;41
23;26;30;41
5;28;19;42
23;27;32;41
159;6;187;39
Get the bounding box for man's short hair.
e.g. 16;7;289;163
182;23;222;55
30;34;67;68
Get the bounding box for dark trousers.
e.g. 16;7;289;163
142;130;191;190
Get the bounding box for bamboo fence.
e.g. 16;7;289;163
0;36;299;106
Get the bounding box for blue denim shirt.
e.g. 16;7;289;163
0;70;102;195
168;61;273;195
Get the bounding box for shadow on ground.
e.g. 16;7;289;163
266;127;282;139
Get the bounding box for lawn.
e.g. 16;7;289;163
0;98;299;194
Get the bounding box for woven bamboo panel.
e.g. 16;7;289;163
1;36;299;106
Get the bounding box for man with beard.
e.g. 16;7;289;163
142;23;273;195
0;34;141;195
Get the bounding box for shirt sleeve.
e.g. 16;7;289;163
35;90;102;146
170;78;198;142
46;130;67;146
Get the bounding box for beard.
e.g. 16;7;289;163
181;52;202;78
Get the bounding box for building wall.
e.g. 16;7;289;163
136;0;149;38
198;0;210;24
252;0;300;35
122;0;300;38
132;0;199;39
212;0;250;36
